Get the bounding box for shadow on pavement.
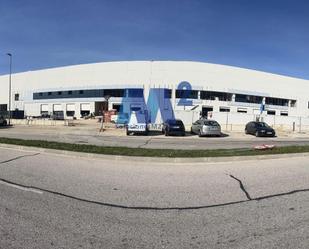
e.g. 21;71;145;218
0;125;14;130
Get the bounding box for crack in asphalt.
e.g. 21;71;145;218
228;174;252;200
138;137;152;148
0;153;40;164
0;177;308;211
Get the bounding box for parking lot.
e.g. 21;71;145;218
1;119;309;150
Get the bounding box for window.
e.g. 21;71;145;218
57;91;62;95
267;110;276;115
235;94;263;104
176;90;198;99
266;97;289;106
219;107;230;112
164;89;172;99
280;111;288;116
0;104;7;111
290;100;297;107
79;90;84;95
104;89;125;97
237;108;247;113
68;91;73;95
48;92;52;96
204;120;220;126
200;91;232;101
194;120;201;125
39;92;43;96
14;94;19;101
128;89;143;98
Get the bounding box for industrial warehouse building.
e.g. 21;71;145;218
0;61;309;130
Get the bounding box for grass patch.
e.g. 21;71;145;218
0;137;309;158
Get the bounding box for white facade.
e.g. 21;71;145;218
0;61;308;127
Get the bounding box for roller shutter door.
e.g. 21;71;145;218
80;103;91;111
53;104;62;111
66;104;75;111
41;104;49;112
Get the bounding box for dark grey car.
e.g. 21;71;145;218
191;119;221;137
245;121;276;137
0;116;7;126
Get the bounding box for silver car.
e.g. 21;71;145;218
191;119;221;137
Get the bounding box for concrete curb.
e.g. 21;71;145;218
1;143;309;164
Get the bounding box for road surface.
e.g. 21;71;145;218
0;146;308;248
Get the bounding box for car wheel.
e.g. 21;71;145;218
145;127;149;136
3;120;7;126
181;132;185;136
165;130;169;136
245;129;249;134
198;129;203;137
190;127;194;134
126;127;130;136
255;131;260;137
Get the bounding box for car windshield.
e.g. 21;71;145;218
204;120;219;126
167;119;183;125
256;122;270;128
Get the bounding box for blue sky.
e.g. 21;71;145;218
0;0;309;79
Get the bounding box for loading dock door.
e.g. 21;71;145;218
80;103;90;111
66;104;75;117
80;103;91;117
66;104;75;111
53;104;64;120
53;104;62;112
41;104;49;112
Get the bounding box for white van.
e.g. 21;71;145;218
126;107;149;135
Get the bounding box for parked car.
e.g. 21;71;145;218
191;119;221;137
245;121;276;137
162;119;185;136
126;110;149;135
0;116;7;126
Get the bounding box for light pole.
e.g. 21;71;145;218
6;53;12;126
99;95;111;132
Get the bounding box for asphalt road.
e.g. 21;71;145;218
0;146;308;248
1;126;309;149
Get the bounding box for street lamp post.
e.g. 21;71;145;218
99;95;111;132
6;53;12;126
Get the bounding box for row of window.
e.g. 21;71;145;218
216;106;289;116
33;88;296;107
34;89;126;99
175;90;295;107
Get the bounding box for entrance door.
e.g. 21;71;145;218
95;102;108;116
202;106;213;118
